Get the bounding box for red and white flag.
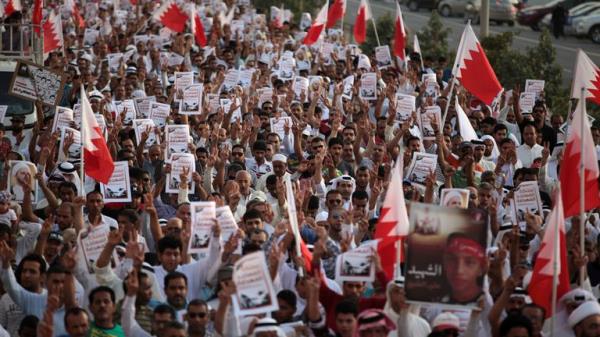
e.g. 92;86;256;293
32;0;42;35
374;158;409;279
413;34;421;55
81;86;115;184
3;0;21;17
571;49;600;105
452;23;502;105
43;11;63;55
529;188;570;318
353;0;371;44
190;6;207;47
303;3;328;45
153;0;189;33
64;0;85;28
560;99;600;217
393;1;406;60
326;0;346;28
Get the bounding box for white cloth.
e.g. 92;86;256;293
517;143;544;168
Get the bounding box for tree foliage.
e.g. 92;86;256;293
359;12;396;56
480;29;569;116
416;10;451;61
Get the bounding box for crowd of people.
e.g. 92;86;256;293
0;0;599;337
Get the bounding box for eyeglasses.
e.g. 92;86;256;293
188;312;207;318
232;152;244;157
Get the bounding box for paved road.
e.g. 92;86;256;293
343;0;600;85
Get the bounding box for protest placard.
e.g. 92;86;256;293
189;201;217;254
395;93;416;123
8;161;38;204
179;84;203;115
440;188;470;209
375;45;392;69
359;72;377;101
149;102;170;128
418;105;441;140
58;127;81;163
512;181;543;230
166;153;195;194
335;240;378;282
101;161;131;203
133;119;159;150
9;60;65;106
406;152;438;185
52;106;74;133
166;125;190;157
232;251;279;316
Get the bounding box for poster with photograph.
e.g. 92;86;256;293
220;97;242;122
335;240;378;282
239;69;254;87
278;57;295;80
359;72;377;101
405;203;488;308
189;201;217;254
395;93;415;123
134;96;156;118
107;53;123;73
406;152;438;185
58;127;82;163
149;102;170;128
342;75;354;100
440;189;470;209
519;92;536;114
257;87;274;107
270;117;292;141
418;105;441;140
179;84;203;115
52;106;74;133
216;206;239;243
9;60;65;106
174;71;194;92
166;125;190;157
293;76;309;101
525;79;545;100
100;161;131;203
512;181;543;230
375;45;392;69
133;119;159;149
8;161;37;204
232;251;279;316
166;153;195;194
422;73;438;97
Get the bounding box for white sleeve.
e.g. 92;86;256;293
0;324;9;337
122;295;151;337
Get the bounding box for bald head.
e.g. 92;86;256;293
235;170;252;195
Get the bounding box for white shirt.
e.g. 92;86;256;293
517;143;543;168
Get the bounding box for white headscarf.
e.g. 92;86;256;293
480;135;500;162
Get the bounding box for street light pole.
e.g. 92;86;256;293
481;0;490;37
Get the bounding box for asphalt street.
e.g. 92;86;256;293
343;0;600;85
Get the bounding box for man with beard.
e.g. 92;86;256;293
163;272;188;321
569;301;600;337
88;286;124;336
6;115;32;160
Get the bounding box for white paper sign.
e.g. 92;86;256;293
115;100;136;125
189;201;217;254
52;106;74;133
0;106;7;124
375;45;392;69
166;124;190;157
292;76;309;101
133;119;159;150
513;181;543;230
166;153;195;194
175;72;194;92
359;72;377;101
232;251;279;316
525;79;545;100
101;161;131;203
78;225;113;273
107;53;123;74
342;75;354;100
519;92;536;113
134;96;156;118
179;84;203;115
406;152;438;185
395;93;415;123
149;102;170;128
335;240;378;282
58;127;81;163
418;105;441;140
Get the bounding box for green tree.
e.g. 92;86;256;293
480;32;533;89
359;12;396;56
253;0;322;25
416;10;450;61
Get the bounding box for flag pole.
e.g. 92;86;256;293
550;186;560;337
579;87;586;284
79;85;85;197
371;17;380;46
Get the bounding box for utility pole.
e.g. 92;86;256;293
481;0;490;37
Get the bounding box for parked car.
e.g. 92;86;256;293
463;0;518;25
406;0;441;11
572;8;600;42
517;0;587;31
539;1;600;31
439;0;520;18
